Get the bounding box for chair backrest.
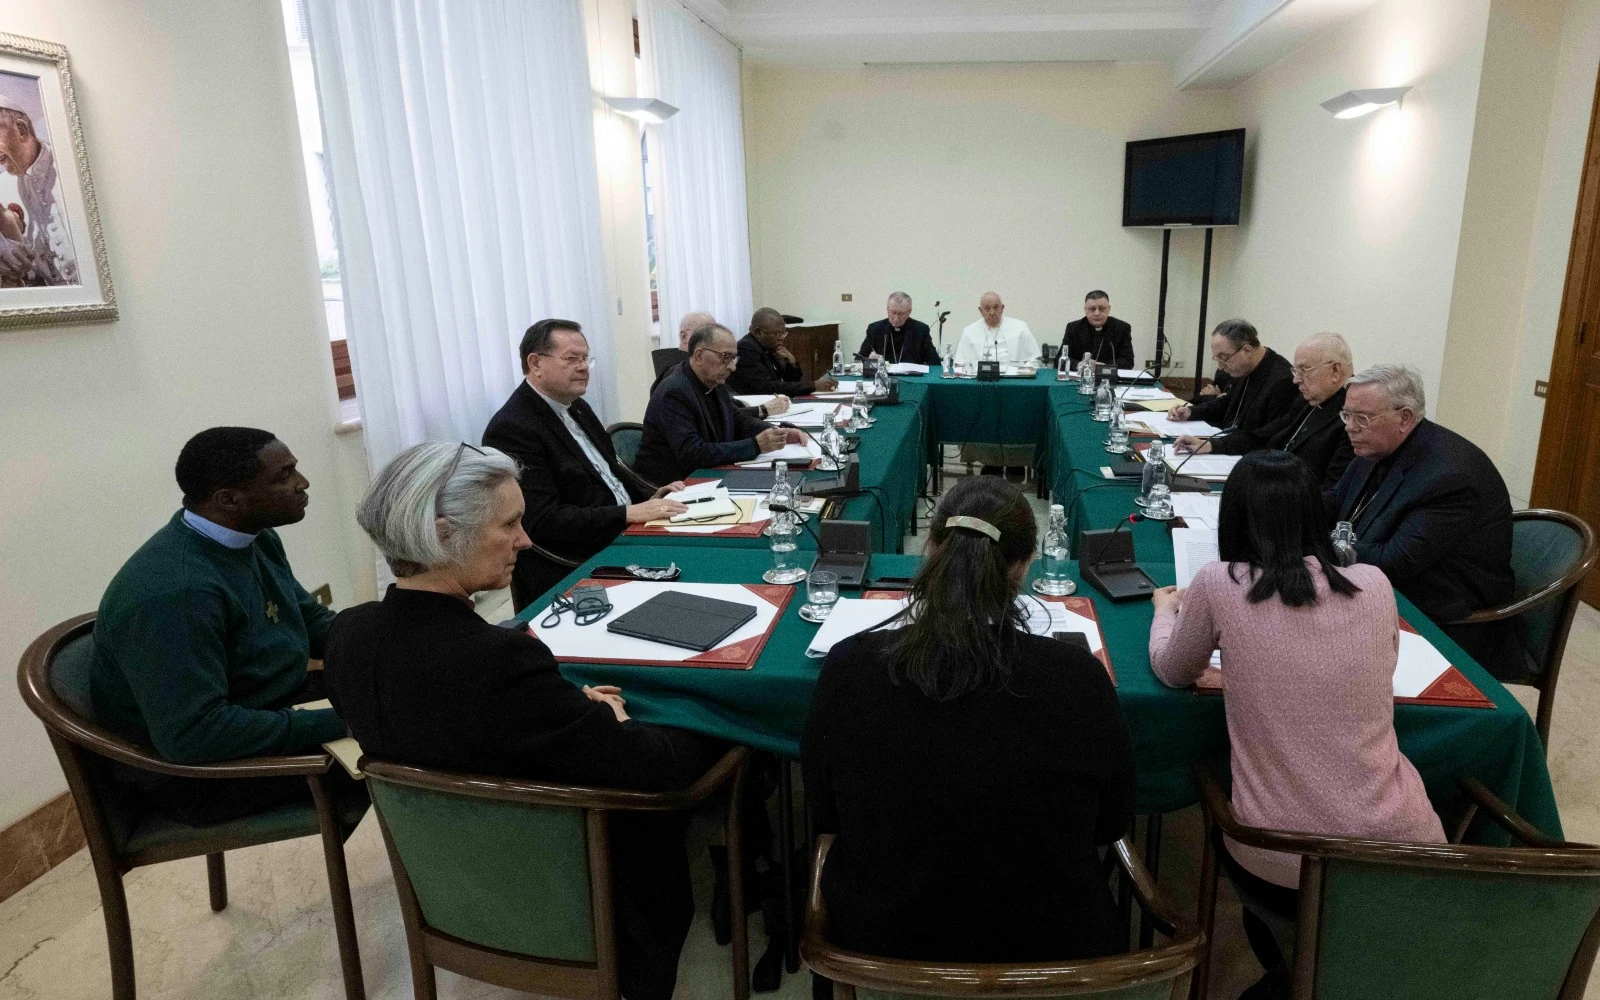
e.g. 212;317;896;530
607;422;645;469
651;347;686;379
1507;509;1597;672
364;763;598;963
1309;854;1600;999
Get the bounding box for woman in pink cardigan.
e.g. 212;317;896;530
1149;450;1443;1000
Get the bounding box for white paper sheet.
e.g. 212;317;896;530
532;582;779;661
805;597;909;657
1120;387;1178;401
1016;595;1105;652
774;402;848;428
1172;527;1220;588
1133;414;1225;438
738;438;824;468
669;489;736;522
1164;453;1242;480
1117;369;1156;381
1169;493;1222;529
667;481;720;502
733;394;777;408
1392;630;1454;697
887;362;930;375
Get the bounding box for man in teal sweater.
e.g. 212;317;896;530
91;427;353;824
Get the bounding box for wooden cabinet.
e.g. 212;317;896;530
785;323;843;382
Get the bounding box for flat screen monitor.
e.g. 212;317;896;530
1123;129;1246;228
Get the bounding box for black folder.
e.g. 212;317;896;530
605;591;759;652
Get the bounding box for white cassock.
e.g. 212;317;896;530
954;316;1039;366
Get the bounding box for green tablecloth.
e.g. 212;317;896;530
609;394;924;554
516;543;1562;838
896;371;1061;465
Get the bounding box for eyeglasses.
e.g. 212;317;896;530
1290;360;1336;379
696;348;739;365
536;353;596;370
1211;346;1242;365
1338;406;1404;431
540;591;613;627
435;442;485;510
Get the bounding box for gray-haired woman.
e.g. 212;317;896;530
321;441;725;1000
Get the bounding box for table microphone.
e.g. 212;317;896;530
1090;512;1140;565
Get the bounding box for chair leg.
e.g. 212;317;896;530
727;758;750;1000
309;776;367;1000
93;864;136;1000
206;853;227;912
410;955;437;1000
1191;827;1219;1000
779;761;799;973
1536;677;1555;754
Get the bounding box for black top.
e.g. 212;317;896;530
801;629;1135;963
1329;419;1515;626
635;364;771;487
1061;317;1135;370
482;382;654;611
857;318;940;365
727;334;818;397
1189;347;1298;433
1209;385;1354;488
323;587;713;789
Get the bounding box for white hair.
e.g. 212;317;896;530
677;311;715;338
1303;331;1353;369
1348;364;1426;418
887;291;912;308
357;442;520;576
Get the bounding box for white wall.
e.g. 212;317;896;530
742;62;1240;372
0;0;371;827
1224;0;1493;398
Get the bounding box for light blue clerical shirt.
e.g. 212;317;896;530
532;384;633;506
181;508;258;549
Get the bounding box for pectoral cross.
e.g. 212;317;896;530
266;600;280;624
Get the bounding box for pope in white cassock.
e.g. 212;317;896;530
954;291;1039;366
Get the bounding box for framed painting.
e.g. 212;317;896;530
0;33;114;329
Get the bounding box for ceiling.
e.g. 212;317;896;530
679;0;1378;88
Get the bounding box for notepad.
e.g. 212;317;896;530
667;481;720;502
738;439;823;468
669;488;737;522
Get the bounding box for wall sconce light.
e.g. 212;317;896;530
602;97;679;123
1320;87;1411;119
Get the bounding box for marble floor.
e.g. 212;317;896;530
4;467;1599;999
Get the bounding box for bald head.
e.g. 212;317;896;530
677;311;715;351
1292;331;1354;406
979;292;1004;328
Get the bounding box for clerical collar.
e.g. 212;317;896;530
182;509;257;549
529;381;576;413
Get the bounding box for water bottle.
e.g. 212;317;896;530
819;421;842;471
1331;521;1359;567
941;342;955;378
850;381;871;429
1092;379;1114;421
1035;504;1076;596
1077;352;1095;395
1105;407;1129;452
1055;347;1071;381
764;462;795;537
1139;440;1172;510
763;516;807;584
831;339;844;376
1144;483;1174;521
874;363;889;398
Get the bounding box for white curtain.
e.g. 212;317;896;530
307;0;618;471
638;0;754;337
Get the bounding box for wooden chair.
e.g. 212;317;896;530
1191;763;1600;1000
363;747;751;1000
801;833;1203;999
1448;508;1597;748
16;613;369;1000
606;421;646;470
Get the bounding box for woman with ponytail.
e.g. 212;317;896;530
1149;450;1443;1000
800;475;1134;963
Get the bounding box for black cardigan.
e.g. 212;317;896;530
635;364;771;486
1190;347;1298;433
1061;317;1134;370
727;334;818;397
322;587;711;790
801;629;1135;963
1209;385;1354;488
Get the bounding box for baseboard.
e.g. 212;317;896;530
0;792;85;905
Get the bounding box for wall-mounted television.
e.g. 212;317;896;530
1122;129;1246;228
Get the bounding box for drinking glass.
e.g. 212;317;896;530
805;570;840;618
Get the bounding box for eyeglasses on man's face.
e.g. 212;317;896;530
1212;346;1242;365
536;352;596;370
697;347;739;365
1338;406;1403;432
1290;360;1335;379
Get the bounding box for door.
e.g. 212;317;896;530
1531;66;1600;607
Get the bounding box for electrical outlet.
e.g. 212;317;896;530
1535;380;1549;398
1167;360;1186;370
310;583;333;607
841;293;852;302
1143;358;1157;369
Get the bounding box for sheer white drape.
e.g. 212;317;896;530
638;0;754;336
307;0;618;471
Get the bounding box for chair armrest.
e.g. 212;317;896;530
527;541;582;570
678;746;751;805
1111;836;1193;939
59;716;332;779
1457;777;1569;848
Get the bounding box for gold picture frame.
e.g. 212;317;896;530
0;32;115;329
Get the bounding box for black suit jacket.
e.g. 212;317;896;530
482;381;653;611
635;364;771;487
1189;347;1298;433
1209;386;1354;488
727;334;818;397
1061;317;1134;370
1329;420;1516;666
857;318;939;365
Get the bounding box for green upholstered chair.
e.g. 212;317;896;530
607;421;646;471
1448;508;1597;749
363;748;751;1000
800;834;1203;1000
1191;763;1600;1000
16;613;370;1000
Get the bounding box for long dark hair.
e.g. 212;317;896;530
883;476;1037;700
1216;450;1359;607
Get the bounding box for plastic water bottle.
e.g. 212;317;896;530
874;363;890;398
1036;504;1075;596
1056;348;1071;380
764;461;796;538
1077;352;1095;394
764;518;806;584
819;422;842;471
831;339;844;376
941;342;955;378
1105;407;1129;452
1140;440;1172;510
1332;521;1359;567
1092;379;1114;421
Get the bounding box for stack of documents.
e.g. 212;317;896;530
887;362;929;375
739;438;823;468
811;380;859;398
774;402;847;428
804;594;1105;658
1116;369;1156;381
1121;387;1178;401
1163;452;1241;481
1132;414;1224;438
1171;527;1220;588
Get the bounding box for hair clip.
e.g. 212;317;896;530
944;515;1000;542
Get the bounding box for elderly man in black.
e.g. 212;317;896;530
858;291;940;365
728;307;837;397
1168;318;1298;434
